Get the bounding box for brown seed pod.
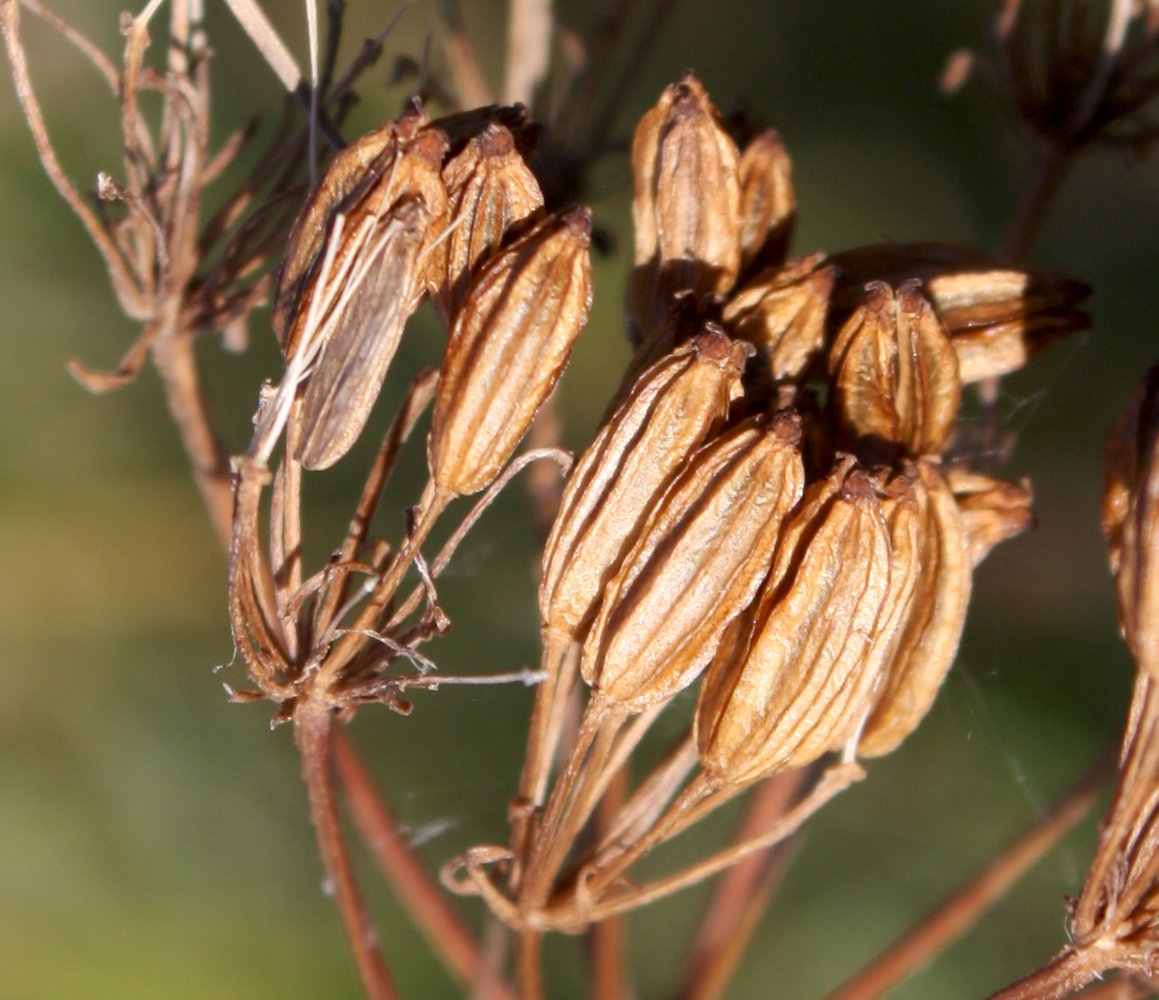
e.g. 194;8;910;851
581;413;805;711
829;281;961;457
1104;366;1159;679
423;122;544;326
283;118;450;470
723;253;834;382
737;128;796;276
859;461;972;757
943;466;1034;568
695;458;892;785
828;242;1090;383
429;207;593;497
626;73;742;342
540;329;751;639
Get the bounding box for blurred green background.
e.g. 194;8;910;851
2;2;1156;997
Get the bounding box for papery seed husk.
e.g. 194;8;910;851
828;242;1090;383
859;461;971;757
297;196;434;469
1104;367;1159;679
273;120;399;351
581;414;805;711
829;281;961;457
737;129;796;276
430;207;593;497
540;329;751;639
944;466;1034;568
626;74;741;342
723;253;834;382
695;458;892;784
424;122;544;325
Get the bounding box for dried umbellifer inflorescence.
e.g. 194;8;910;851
429;206;593;497
581;412;805;711
627;73;741;341
275;110;450;470
540;328;752;641
695;459;894;784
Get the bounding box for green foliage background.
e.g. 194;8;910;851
1;2;1156;997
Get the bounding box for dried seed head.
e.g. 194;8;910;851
1104;367;1159;679
696;457;892;784
429;207;593;496
829;243;1090;383
859;461;972;757
944;466;1034;568
829;281;961;457
626;73;742;341
581;414;805;711
424;122;545;325
723;253;834;382
540;329;751;639
281;117;449;469
737;128;796;276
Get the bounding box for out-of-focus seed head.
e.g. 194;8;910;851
277;114;449;469
540;329;751;639
581;414;805;712
829;281;961;458
737;128;796;277
626;73;741;343
944;466;1034;568
829;242;1090;383
859;461;972;757
695;457;892;784
1104;367;1159;679
423;122;544;326
723;253;834;384
429;207;593;497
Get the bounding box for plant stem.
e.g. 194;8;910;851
824;755;1111;1000
332;730;517;1000
294;698;399;1000
985;947;1104;1000
1002;143;1073;263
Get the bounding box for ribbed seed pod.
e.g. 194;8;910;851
944;467;1034;568
696;458;892;785
1104;367;1159;679
723;253;834;382
581;414;805;711
429;207;593;496
540;329;751;639
627;73;741;341
829;281;961;457
423;122;544;325
859;461;971;757
828;242;1090;383
737;128;796;276
284;120;450;469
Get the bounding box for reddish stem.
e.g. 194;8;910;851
332;729;517;1000
985;947;1103;1000
295;699;399;1000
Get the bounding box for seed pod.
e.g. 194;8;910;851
829;281;961;457
540;329;751;639
1104;367;1159;679
723;253;834;382
284;120;450;469
737;128;796;276
828;242;1090;383
859;461;972;757
581;414;805;711
944;467;1034;567
429;207;593;496
626;73;742;342
696;458;892;785
423;122;544;325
